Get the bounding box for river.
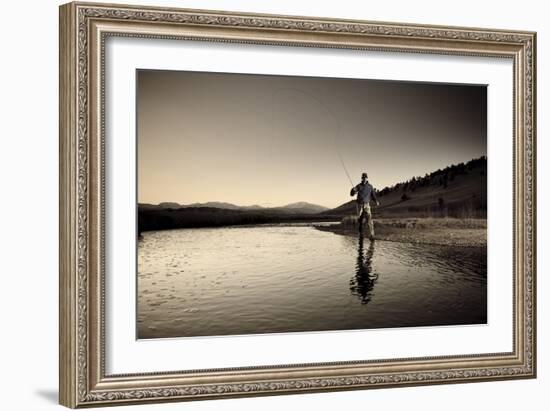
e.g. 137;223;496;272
137;223;486;339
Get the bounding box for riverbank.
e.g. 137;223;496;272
138;206;339;233
315;217;487;247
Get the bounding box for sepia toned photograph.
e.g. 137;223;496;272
136;69;487;339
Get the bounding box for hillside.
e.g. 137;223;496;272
272;202;329;214
323;156;487;218
138;206;337;233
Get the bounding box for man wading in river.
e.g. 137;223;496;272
350;172;380;239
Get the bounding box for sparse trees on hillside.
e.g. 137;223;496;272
377;156;486;198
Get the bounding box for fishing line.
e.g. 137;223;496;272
271;87;355;188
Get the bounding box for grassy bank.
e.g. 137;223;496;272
315;217;487;247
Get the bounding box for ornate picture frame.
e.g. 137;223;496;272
59;1;536;408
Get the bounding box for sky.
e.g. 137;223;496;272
137;70;486;209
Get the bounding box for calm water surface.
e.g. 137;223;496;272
137;224;486;338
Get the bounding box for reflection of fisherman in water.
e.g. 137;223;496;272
349;234;378;304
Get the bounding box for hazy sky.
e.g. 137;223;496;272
137;70;486;208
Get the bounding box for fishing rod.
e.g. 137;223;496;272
271;87;355;188
271;87;360;219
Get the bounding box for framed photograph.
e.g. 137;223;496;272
59;2;537;408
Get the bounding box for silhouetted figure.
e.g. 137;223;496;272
350;172;380;239
350;234;378;304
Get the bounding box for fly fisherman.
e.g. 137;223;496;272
350;172;380;238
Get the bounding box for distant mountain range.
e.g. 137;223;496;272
139;201;329;215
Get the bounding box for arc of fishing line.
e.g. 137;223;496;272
271;87;355;188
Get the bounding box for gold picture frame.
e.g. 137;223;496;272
59;1;536;408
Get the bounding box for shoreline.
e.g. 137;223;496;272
314;217;487;248
139;216;487;248
139;219;340;236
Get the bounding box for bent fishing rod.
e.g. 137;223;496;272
271;87;355;188
271;88;359;217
